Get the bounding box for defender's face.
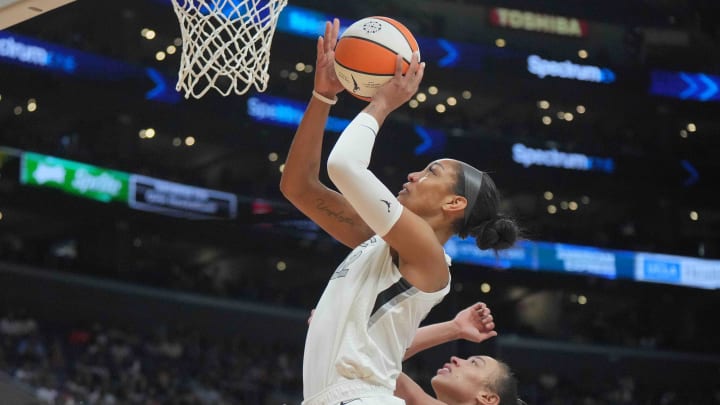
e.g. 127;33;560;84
431;355;503;402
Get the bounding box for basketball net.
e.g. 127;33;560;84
171;0;288;99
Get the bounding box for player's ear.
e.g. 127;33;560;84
442;195;467;214
476;390;499;405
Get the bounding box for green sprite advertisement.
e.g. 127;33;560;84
20;152;130;203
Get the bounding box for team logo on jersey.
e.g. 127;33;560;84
330;237;377;280
330;249;362;280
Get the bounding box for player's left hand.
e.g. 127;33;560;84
452;302;497;343
370;51;424;113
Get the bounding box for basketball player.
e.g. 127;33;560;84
396;302;521;405
280;19;519;405
395;356;520;405
309;302;520;405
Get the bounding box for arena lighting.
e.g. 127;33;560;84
480;283;491;293
543;191;553;200
512;143;615;174
267;152;278;162
527;55;616;83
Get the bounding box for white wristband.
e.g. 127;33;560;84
312;90;338;105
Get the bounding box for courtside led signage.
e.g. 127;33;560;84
512;143;614;174
527;55;615;83
444;238;720;289
247;95;350;132
0;33;76;72
20;152;130;203
0;32;179;103
129;175;237;219
489;7;588;37
649;70;720;102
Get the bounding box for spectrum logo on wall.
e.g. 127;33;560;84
512;143;614;174
489;7;588;37
527;55;616;84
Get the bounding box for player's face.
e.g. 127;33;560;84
430;355;502;402
397;159;460;216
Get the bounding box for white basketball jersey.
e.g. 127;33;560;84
303;236;451;400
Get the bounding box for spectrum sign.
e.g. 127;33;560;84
527;55;615;84
489;7;588;37
512;143;614;174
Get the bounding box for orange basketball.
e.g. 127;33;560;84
334;16;420;101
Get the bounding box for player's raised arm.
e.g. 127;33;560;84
280;19;374;249
327;53;449;292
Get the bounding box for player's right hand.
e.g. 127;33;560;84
314;19;345;98
453;302;498;343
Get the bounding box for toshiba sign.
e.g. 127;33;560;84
490;7;588;37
